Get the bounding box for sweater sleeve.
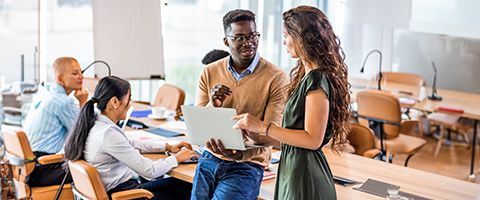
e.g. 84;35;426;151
195;68;210;106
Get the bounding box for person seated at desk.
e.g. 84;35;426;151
201;49;230;65
234;6;351;199
191;9;288;200
64;76;198;200
23;56;88;187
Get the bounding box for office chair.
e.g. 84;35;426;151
68;160;153;200
347;123;382;159
380;72;425;87
152;84;185;114
357;90;426;166
380;72;426;119
427;113;474;157
2;129;73;199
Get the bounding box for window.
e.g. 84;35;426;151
0;0;38;85
45;0;94;82
0;0;93;85
161;0;241;104
161;0;325;104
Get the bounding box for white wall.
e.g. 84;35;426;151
329;0;480;93
410;0;480;40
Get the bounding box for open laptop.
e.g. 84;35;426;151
182;105;264;151
120;105;134;130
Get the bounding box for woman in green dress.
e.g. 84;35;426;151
233;5;350;200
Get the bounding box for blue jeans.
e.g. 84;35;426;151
191;152;264;200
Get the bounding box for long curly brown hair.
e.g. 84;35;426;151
283;6;350;150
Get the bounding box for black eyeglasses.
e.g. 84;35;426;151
226;32;261;45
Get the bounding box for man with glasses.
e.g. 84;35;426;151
192;9;288;200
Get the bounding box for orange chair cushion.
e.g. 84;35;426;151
377;134;426;154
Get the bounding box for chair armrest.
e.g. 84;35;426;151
362;149;381;159
3;107;22;114
37;154;65;165
111;189;154;200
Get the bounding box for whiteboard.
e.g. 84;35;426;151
93;0;165;79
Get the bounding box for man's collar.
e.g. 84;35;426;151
227;52;260;74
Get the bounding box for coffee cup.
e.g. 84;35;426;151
151;106;166;117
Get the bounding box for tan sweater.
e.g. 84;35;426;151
195;57;288;167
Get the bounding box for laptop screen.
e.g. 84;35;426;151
120;105;134;130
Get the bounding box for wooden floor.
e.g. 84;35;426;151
390;133;480;183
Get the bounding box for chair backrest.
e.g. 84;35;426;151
2;130;36;182
68;160;109;200
357;90;402;139
381;72;426;87
152;84;185;112
348;123;377;156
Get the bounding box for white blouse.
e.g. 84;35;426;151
83;114;178;191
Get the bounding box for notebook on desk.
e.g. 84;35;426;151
144;127;185;138
354;179;431;200
437;106;464;114
131;109;152;118
354;179;399;198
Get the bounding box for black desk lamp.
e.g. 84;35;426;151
82;60;111;77
360;49;383;90
428;61;442;101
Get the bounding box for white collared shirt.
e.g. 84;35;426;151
83;114;178;191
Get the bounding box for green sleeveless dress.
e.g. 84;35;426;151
274;69;336;200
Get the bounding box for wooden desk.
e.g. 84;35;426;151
128;106;480;200
349;77;480;120
349;77;480;180
143;148;480;200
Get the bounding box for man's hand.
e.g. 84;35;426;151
74;88;89;107
206;138;243;160
166;141;193;153
210;84;232;107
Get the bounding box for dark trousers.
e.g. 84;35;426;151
108;177;192;200
26;152;72;187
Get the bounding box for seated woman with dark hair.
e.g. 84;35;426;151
64;76;198;199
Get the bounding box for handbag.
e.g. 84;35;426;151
0;159;16;199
